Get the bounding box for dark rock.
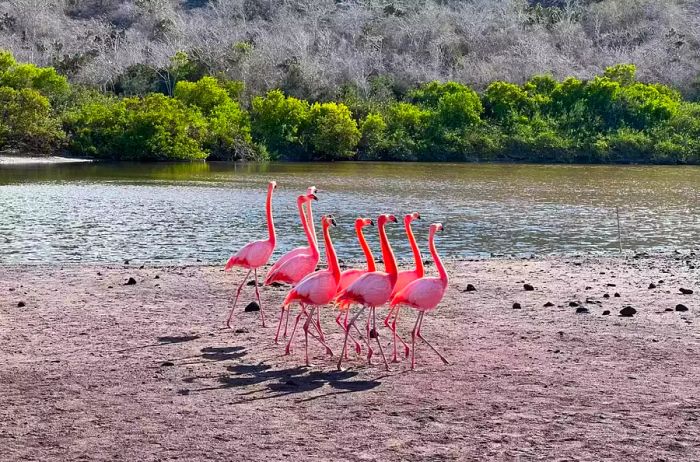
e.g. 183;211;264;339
658;280;664;284
512;302;522;309
603;293;610;298
664;308;674;312
235;328;249;334
161;361;175;367
614;293;621;298
97;272;102;276
675;304;689;312
17;301;25;307
523;283;535;291
648;283;656;289
244;302;260;312
568;301;579;307
576;307;589;314
246;280;261;287
585;286;592;290
544;302;554;307
602;310;610;316
619;306;637;317
464;284;477;292
154;275;160;279
269;282;284;288
124;260;130;265
606;283;617;287
369;328;378;338
680;288;694;295
139;265;145;269
125;277;137;286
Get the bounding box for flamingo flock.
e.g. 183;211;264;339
224;181;450;371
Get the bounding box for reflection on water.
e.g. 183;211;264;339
0;162;698;264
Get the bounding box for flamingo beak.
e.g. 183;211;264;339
416;213;421;220
369;219;374;226
331;217;337;227
389;215;398;223
310;194;318;201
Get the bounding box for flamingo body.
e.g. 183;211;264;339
225;240;274;270
390;278;445;311
336;272;393;308
284;271;338;306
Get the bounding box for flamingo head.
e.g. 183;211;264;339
431;223;444;233
306;193;318;202
378;214;397;227
406;212;421;223
269;181;277;190
322;215;337;228
355;217;374;228
306;186;319;195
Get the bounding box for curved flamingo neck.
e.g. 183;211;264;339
266;185;276;247
355;224;376;272
305;200;317;246
429;229;448;287
323;221;340;282
378;221;398;285
298;197;319;259
405;218;423;277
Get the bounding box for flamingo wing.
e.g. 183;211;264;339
338;272;392;307
265;253;319;285
226;239;274;270
266;246;311;276
391;278;445;310
286;271;337;306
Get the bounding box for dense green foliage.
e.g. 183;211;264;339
1;51;699;164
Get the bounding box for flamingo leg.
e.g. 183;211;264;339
346;310;362;355
316;309;325;341
410;312;423;370
274;306;287;343
351;320;373;359
391;307;400;363
383;306;395;328
226;269;252;329
337;306;365;371
284;304;305;355
283;307;291;337
416;313;449;365
365;310;373;364
303;306;316;366
253;269;266;327
371;307;390;371
307;313;334;357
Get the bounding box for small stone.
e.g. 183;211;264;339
97;272;102;276
648;283;656;289
675;304;689;312
658;280;664;284
569;301;579;307
614;293;620;298
602;310;610;316
543;302;554;307
161;361;174;367
523;284;534;291
369;328;378;338
512;302;522;309
606;283;617;287
154;275;160;279
139;265;145;269
680;288;694;295
620;306;637;317
244;301;260;312
17;301;25;308
585;286;592;290
124;260;130;265
234;328;249;334
125;277;137;286
246;280;261;287
603;293;610;298
664;308;674;312
575;307;589;314
464;284;477;292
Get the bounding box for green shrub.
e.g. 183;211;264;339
302;102;361;160
251;89;310;158
0;86;65;154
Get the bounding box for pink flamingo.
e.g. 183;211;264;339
334;217;376;358
390;223;450;370
269;191;320;342
384;212;423;362
335;214;399;371
282;215;341;366
223;180;277;328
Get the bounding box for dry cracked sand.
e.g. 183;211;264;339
1;254;699;461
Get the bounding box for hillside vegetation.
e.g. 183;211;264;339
1;0;699;163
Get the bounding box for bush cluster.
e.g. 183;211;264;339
1;51;698;164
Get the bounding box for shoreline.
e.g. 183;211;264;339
0;155;93;165
1;254;698;460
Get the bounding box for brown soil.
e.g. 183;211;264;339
1;255;699;461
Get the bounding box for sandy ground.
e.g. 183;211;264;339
0;155;92;165
1;255;699;461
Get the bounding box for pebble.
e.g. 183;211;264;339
576;307;589;314
602;310;610;316
614;293;621;298
17;301;26;307
569;301;579;307
512;302;522;309
603;293;610;298
543;302;554;307
244;302;260;312
620;306;637;317
125;277;137;286
523;284;534;291
648;283;656;289
464;284;477;292
680;288;694;295
675;304;689;312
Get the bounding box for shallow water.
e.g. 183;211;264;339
0;162;698;264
